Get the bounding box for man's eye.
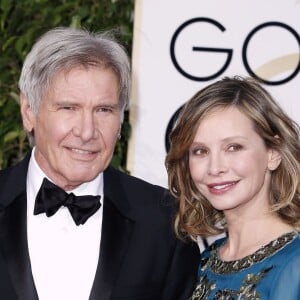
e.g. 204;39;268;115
100;107;112;112
96;106;115;114
58;105;75;111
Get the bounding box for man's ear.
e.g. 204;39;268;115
20;93;35;132
268;148;282;171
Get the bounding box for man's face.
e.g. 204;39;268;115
21;66;122;190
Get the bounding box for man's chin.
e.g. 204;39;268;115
59;172;99;189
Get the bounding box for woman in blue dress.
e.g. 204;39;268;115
166;76;300;299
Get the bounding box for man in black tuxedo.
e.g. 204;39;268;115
0;27;199;300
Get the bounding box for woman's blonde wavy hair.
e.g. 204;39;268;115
165;76;300;241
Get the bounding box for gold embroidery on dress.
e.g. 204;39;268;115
190;232;297;300
210;231;297;274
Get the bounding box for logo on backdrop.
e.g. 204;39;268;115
170;17;232;81
243;21;300;85
168;17;300;150
170;17;300;85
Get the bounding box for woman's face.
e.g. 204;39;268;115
188;106;281;214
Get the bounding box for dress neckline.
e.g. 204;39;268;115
207;231;298;274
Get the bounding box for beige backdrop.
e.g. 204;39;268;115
128;0;300;188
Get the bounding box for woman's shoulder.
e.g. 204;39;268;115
269;233;300;299
264;231;300;268
279;232;300;257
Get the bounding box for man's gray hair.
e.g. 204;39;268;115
19;27;131;114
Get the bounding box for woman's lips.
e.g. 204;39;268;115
207;181;239;195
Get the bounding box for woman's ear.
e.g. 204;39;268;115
20;93;35;132
267;148;282;171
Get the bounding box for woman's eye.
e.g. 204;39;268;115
227;144;243;152
190;147;209;156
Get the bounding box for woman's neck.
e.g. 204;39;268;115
219;214;294;261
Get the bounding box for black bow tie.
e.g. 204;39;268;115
34;178;101;225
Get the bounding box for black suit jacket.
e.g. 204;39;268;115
0;153;199;300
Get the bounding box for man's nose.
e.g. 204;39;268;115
73;112;99;142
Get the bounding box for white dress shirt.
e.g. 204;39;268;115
26;148;103;300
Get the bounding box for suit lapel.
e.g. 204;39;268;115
0;153;38;300
89;167;135;300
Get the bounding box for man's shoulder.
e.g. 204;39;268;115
104;166;174;212
0;154;30;207
0;153;30;180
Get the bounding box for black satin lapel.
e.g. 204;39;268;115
89;196;135;300
0;193;38;300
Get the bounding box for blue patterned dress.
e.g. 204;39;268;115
190;231;300;300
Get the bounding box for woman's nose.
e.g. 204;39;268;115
208;152;227;176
